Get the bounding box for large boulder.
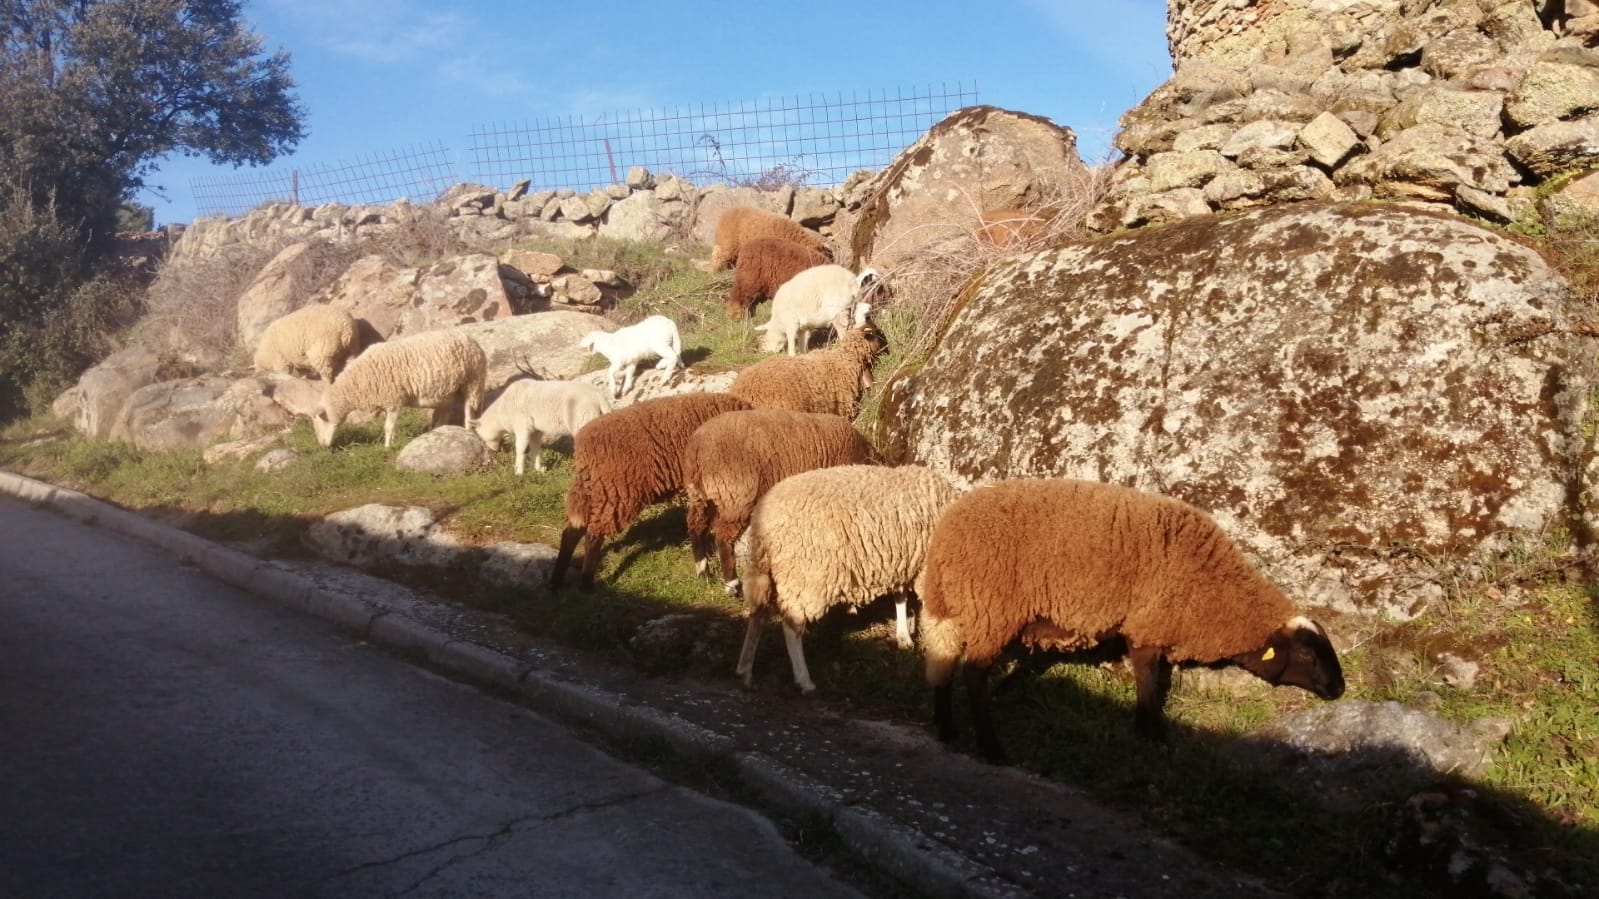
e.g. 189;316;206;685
320;254;419;340
395;253;535;336
110;375;294;452
843;105;1090;271
65;346;163;439
235;241;348;348
879;201;1596;618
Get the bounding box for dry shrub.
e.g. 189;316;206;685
868;163;1115;369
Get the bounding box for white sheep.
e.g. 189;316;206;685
736;463;961;693
253;304;361;382
578;314;683;398
474;377;613;475
756;265;880;355
311;329;487;448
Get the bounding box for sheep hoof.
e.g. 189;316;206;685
796;681;817;695
723;578;742;598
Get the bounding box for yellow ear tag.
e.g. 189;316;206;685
1261;647;1276;662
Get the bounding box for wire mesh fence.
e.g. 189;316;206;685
190;141;459;219
468;82;979;194
190;84;979;218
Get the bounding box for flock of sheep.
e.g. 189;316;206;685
252;206;1346;763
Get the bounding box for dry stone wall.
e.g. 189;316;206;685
1095;0;1599;230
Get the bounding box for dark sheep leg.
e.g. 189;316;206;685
933;682;957;744
1129;644;1173;740
964;661;1009;765
577;532;605;590
549;526;584;589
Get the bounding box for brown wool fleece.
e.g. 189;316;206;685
727;238;828;318
920;479;1294;665
708;207;829;271
562;392;751;538
728;326;883;417
744;464;961;627
682;409;876;547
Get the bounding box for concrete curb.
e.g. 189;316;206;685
0;469;1014;899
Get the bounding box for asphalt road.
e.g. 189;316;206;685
0;496;863;898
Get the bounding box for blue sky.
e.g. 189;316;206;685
136;0;1173;227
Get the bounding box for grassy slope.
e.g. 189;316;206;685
3;233;1594;897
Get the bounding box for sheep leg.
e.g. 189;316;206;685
893;595;914;648
382;410;400;448
780;620;817;694
512;426;530;476
1129;644;1173;741
933;682;957;744
577;532;605;590
549;526;585;590
963;661;1008;765
619;364;636;396
735;606;769;686
528;428;546;473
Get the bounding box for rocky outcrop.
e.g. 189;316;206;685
879;201;1596;618
1098;0;1599;230
840;106;1091;272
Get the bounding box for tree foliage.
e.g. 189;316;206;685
0;0;305;420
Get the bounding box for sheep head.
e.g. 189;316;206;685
1232;616;1345;700
311;406;343;447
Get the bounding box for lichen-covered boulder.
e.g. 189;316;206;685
844;105;1089;272
879;201;1596;618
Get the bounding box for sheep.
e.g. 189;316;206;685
253;304;360;382
473;376;613;475
549;391;753;590
736;464;961;693
578;314;683;398
728;320;889;417
755;265;881;355
726;237;828;320
708;206;829;271
682;409;878;593
311;329;487;449
918;478;1346;764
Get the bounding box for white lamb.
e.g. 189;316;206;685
756;265;880;355
474;377;613;474
577;314;683;398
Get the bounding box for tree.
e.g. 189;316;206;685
0;0;305;420
1;0;305;244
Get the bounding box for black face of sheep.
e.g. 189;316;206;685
1230;616;1346;701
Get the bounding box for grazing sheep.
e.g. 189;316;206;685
474;377;613;475
919;478;1346;764
311;329;488;449
708;206;829;271
726;237;828;320
737;464;961;693
682;409;878;592
253;304;360;382
729;320;889;417
578;314;683;398
756;265;881;355
549;391;753;590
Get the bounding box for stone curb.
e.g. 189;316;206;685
0;468;1014;899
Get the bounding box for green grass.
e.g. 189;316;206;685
4;235;1596;897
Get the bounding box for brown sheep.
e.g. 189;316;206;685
549;391;753;590
727;237;828;319
728;321;888;417
920;478;1345;764
682;409;878;591
708;206;829;271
